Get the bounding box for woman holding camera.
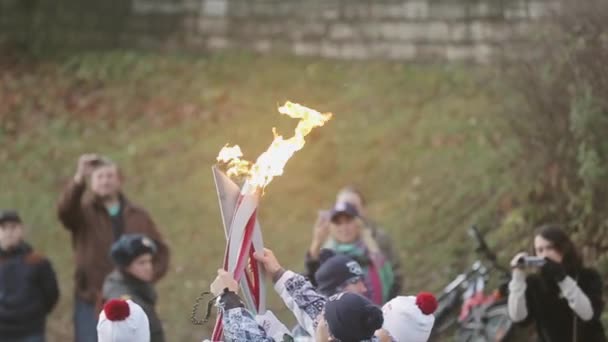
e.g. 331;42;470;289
508;225;606;342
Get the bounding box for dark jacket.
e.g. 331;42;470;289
103;270;165;342
57;180;169;304
0;242;59;338
520;268;606;342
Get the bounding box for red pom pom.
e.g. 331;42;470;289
104;299;130;321
416;292;438;315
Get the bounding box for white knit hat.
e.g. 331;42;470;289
382;293;437;342
97;299;150;342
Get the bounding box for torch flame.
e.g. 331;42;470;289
217;101;332;191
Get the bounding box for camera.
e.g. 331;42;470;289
517;256;546;268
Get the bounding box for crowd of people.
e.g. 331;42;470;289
0;153;605;342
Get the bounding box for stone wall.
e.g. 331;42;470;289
0;0;559;62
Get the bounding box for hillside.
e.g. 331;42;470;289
0;51;517;341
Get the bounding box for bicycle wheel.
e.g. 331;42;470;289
483;303;512;341
456;303;512;342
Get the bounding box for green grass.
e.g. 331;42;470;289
1;51;518;341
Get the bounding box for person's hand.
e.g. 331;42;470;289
310;211;331;259
541;258;567;282
510;252;529;269
75;154;100;184
210;269;239;296
253;248;283;278
375;329;393;342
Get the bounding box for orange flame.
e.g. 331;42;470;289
217;101;332;190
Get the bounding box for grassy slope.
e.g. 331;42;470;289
0;51;517;341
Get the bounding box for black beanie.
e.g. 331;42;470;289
325;292;384;341
110;234;157;267
315;250;364;296
0;210;21;225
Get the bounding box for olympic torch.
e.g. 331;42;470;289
211;102;332;340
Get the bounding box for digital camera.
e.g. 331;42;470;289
517;256;546;268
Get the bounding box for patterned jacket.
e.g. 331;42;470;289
221;270;383;341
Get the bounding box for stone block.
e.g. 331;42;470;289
529;0;558;19
426;21;451;41
468;1;504;19
429;2;468;19
360;23;382;40
473;43;494;63
415;44;447;61
403;2;430;19
449;22;470;42
329;23;356;40
343;3;370;19
198;18;227;35
230;1;250;18
505;0;528;19
320;41;341;58
340;42;369;59
446;44;475;61
321;6;340;20
253;39;272;52
202;0;227;17
207;36;230;49
293;41;321;56
288;21;326;40
386;43;416;59
251;1;279;17
370;3;405;19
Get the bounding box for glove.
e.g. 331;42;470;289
540;258;566;282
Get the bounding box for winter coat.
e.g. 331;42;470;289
509;267;606;342
0;242;59;339
57;180;169;304
102;269;165;342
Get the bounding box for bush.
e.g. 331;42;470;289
500;0;608;325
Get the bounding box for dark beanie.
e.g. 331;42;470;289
110;234;157;267
315;249;364;296
0;210;21;225
325;292;384;341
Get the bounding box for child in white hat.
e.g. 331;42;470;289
381;292;437;342
97;299;150;342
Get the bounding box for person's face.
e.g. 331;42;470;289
90;165;121;198
0;222;24;250
126;253;154;282
330;215;361;244
337;191;365;216
342;278;368;296
534;235;563;263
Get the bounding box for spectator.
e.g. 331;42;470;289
306;202;395;304
315;249;368;297
508;225;606;342
103;234;165;342
292;249;368;339
57;154;169;342
336;186;403;299
0;210;59;342
97;299;149;342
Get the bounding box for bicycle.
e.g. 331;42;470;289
430;226;514;342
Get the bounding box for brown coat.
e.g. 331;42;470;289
57;180;169;304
